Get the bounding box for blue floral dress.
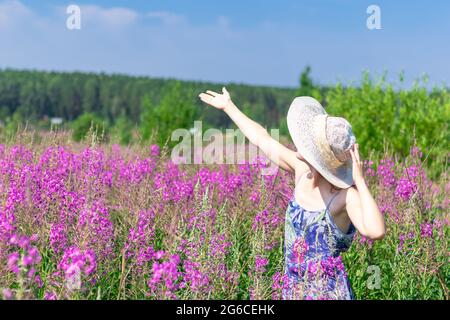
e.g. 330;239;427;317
283;178;357;300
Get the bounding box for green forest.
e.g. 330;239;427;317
0;68;297;131
0;68;448;178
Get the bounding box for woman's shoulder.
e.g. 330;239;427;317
344;185;360;203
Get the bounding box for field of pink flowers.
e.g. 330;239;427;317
0;133;448;300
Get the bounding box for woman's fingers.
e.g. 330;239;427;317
206;90;219;97
349;149;354;161
354;144;361;163
199;88;229;109
350;149;357;165
199;93;214;104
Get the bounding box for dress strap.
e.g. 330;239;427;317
325;190;341;210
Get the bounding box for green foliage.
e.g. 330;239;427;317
0;69;448;178
0;69;295;128
111;114;134;145
297;65;314;96
71;113;108;142
139;96;155;142
325;72;449;178
0;110;25;139
296;65;324;102
140;81;198;147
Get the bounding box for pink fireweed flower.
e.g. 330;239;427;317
49;223;67;254
76;202;115;260
397;234;406;253
395;176;418;201
254;256;269;273
11;235;41;266
395;165;424;201
155;250;165;260
150;144;160;157
307;261;318;275
7;252;20;275
335;256;345;273
320;259;333;277
2;289;13;300
364;160;375;177
271;272;290;300
293;238;309;264
405;165;420;179
44;292;57;300
9;234;19;245
377;159;396;187
410;146;423;159
182;260;210;292
35;275;43;288
359;235;374;248
18;236;30;249
379;203;393;217
209;233;231;258
420;222;433;238
148;253;182;299
433;219;444;238
58;246;97;283
124;209;156;268
6;233;42;289
252;209;271;230
249;190;260;203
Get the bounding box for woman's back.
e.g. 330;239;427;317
283;171;356;300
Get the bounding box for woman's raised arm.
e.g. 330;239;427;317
199;87;308;175
345;144;386;240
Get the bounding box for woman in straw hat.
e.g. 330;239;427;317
199;88;385;300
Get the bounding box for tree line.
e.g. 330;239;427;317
0;69;299;131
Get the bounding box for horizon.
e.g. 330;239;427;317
1;1;449;88
1;67;440;91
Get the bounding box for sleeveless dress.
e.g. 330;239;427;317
283;172;357;300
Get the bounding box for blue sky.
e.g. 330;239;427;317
0;0;449;87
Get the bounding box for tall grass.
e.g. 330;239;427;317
0;131;447;300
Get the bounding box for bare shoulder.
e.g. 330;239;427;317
345;186;360;202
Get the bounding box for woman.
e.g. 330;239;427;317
199;88;385;300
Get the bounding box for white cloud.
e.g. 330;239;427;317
146;11;185;25
0;0;33;29
217;16;230;29
80;5;139;28
0;1;447;87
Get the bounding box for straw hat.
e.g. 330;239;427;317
287;96;356;188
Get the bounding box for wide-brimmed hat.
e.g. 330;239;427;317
287;96;356;188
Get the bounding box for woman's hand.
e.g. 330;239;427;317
349;143;365;187
198;87;232;110
198;86;306;174
346;143;386;240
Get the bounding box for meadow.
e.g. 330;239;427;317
0;69;449;300
0;129;448;300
